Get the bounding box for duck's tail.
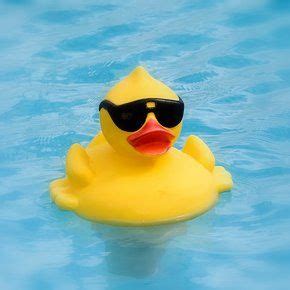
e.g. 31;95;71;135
50;179;79;210
50;142;94;211
213;166;233;193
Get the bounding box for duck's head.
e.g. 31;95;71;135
99;66;184;158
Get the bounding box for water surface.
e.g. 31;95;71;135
1;0;290;289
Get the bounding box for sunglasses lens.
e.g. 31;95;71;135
156;102;184;128
110;103;146;132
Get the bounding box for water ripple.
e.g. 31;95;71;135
1;1;290;289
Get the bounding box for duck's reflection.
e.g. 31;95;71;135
93;222;187;278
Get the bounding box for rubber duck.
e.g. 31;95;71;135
50;66;233;226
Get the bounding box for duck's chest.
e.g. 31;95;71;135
88;148;214;194
77;147;217;225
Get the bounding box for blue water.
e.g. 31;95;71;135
1;0;290;289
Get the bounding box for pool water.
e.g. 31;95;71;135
1;0;290;289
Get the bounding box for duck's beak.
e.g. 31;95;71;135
127;119;175;155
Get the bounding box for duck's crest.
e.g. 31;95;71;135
105;66;178;104
128;66;152;81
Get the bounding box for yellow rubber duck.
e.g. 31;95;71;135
50;66;233;226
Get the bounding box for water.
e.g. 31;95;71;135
1;0;290;289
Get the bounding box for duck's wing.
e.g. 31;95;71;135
66;143;94;186
87;131;106;150
182;135;215;172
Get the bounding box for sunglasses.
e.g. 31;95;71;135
99;97;184;132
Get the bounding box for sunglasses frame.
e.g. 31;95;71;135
99;96;184;132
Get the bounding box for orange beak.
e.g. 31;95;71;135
127;119;175;155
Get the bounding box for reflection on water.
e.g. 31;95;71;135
94;223;187;278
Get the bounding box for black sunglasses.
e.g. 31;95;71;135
99;97;184;132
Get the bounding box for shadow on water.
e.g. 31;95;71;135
92;222;187;278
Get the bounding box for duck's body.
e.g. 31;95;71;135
50;133;232;225
50;66;233;225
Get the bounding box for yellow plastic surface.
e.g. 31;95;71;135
50;66;233;226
